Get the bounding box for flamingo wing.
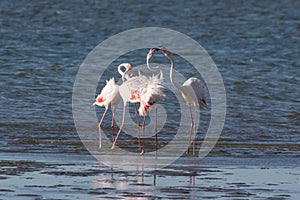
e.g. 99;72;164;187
138;75;165;116
187;78;208;109
93;78;121;107
119;75;147;103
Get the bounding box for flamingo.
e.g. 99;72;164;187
138;49;165;150
117;63;141;127
93;63;139;149
155;47;208;154
144;48;165;143
93;77;121;149
112;63;165;154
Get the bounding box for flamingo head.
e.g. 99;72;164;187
118;63;132;74
147;48;161;61
158;47;171;58
124;63;132;70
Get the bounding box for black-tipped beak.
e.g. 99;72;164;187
150;48;161;53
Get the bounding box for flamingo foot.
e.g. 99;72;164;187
111;144;115;149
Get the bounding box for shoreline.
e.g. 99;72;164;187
0;152;299;199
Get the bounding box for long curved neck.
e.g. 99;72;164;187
168;55;181;90
147;56;163;79
117;64;127;82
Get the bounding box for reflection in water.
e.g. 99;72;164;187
0;153;298;199
93;161;197;199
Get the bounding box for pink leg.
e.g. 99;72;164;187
142;115;146;132
98;108;108;150
111;105;117;142
137;122;141;149
189;105;194;128
111;103;127;149
190;175;195;186
192;104;197;155
134;103;140;127
111;106;115;129
155;105;158;147
140;115;146;155
186;105;193;154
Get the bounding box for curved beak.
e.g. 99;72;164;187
147;48;160;61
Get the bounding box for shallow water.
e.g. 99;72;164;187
0;153;299;200
1;0;300;199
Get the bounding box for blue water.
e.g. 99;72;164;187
1;0;299;199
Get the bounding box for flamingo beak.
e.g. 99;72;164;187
157;47;170;56
147;48;160;61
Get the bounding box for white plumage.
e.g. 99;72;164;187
93;78;121;109
138;74;165;116
181;77;207;110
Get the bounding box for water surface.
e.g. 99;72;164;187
1;0;299;199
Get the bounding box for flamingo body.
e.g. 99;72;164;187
139;74;165;116
181;77;207;109
93;78;121;109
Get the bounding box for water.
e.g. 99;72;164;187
1;0;300;199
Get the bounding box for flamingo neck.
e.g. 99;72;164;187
118;64;130;82
147;57;163;79
168;55;181;91
117;64;125;81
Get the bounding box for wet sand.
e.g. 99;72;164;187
0;153;299;200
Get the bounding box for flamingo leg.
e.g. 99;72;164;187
111;106;116;130
98;108;108;150
192;104;197;155
134;103;140;127
112;103;127;149
155;105;158;148
111;105;118;142
140;115;146;155
187;126;193;155
190;175;195;186
133;103;141;151
188;105;194;128
137;121;141;149
142;114;146;131
186;105;193;154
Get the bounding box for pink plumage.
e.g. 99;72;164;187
138;75;165;116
